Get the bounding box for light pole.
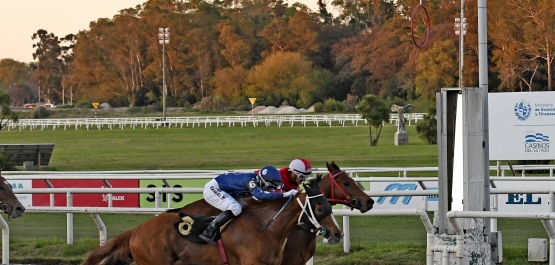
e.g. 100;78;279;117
158;28;170;121
454;1;467;88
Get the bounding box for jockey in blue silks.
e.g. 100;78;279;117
199;166;298;245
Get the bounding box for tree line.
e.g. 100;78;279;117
1;0;554;109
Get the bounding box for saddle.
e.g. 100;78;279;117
174;212;228;244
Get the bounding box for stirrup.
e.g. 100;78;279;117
199;232;217;245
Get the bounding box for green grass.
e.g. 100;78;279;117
0;122;547;264
0;124;437;171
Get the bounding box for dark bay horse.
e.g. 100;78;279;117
0;175;26;219
280;161;374;265
83;177;341;265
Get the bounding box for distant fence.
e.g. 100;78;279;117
6;113;427;131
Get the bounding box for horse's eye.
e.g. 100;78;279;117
343;181;350;186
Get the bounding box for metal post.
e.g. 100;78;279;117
162;40;166;121
158;28;170;121
459;0;464;87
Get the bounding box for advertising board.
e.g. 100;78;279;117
370;181;439;211
10;179;33;207
370;180;552;212
139;179;205;208
489;92;555;160
32;179;139;207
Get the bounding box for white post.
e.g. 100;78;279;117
66;191;73;245
0;215;9;265
343;204;351;253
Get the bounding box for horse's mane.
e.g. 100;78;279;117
241;177;323;210
302;177;321;194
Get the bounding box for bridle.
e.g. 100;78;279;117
0;176;14;216
326;170;356;210
295;193;329;237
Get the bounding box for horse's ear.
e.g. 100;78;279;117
316;174;323;182
329;161;340;171
326;162;333;173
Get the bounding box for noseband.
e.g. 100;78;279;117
326;170;356;210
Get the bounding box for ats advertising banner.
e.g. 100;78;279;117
489;92;555;160
32;179;139;207
139;179;205;208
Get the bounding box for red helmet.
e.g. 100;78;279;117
288;158;313;180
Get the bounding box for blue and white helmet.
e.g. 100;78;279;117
258;166;282;189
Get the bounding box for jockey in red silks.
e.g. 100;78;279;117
279;158;313;192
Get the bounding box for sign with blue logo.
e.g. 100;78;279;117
370;182;438;210
489;92;555;160
369;180;551;212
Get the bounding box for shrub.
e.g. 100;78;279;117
126;106;144;115
228;104;251;111
31;106;49;119
146;104;162;113
0;150;17;171
313;102;324;113
75;101;93;109
198;96;227;111
416;105;437;144
323;98;345;112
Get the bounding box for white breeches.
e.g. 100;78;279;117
203;179;242;216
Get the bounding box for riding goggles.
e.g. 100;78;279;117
259;176;282;190
293;170;311;181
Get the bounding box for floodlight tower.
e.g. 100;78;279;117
454;1;467;88
158;28;170;121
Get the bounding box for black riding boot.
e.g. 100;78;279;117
199;210;235;245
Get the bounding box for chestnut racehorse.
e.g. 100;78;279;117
280;161;374;265
82;162;371;264
83;177;342;265
0;175;26;219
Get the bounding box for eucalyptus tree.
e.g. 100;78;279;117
31;30;76;104
331;0;395;30
489;0;555;91
0;59;34;106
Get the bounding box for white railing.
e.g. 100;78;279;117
3;166;555;264
6;113;428;131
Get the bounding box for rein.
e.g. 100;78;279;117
326;170;355;210
261;195;294;231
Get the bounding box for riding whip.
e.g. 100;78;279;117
262;195;293;231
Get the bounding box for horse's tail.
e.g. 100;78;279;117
82;228;136;265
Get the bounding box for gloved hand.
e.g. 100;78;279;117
282;189;299;198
